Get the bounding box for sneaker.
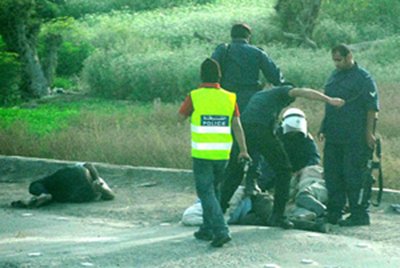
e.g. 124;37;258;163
211;234;232;247
338;215;370;227
194;230;213;241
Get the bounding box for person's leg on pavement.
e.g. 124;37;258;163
211;159;232;247
323;142;346;224
260;133;292;224
193;158;230;246
219;142;244;213
339;143;371;226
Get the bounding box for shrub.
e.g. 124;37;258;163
56;41;94;77
62;0;217;18
82;44;210;101
313;19;359;48
0;51;21;106
321;0;400;34
52;76;79;91
265;46;332;89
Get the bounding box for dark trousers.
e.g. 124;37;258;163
220;123;292;216
193;158;229;236
323;141;371;217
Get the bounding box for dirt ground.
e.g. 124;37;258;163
1;155;400;268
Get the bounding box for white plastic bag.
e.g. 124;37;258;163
181;202;203;226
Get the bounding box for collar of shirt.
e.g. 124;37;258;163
335;62;358;76
231;39;248;44
199;83;220;89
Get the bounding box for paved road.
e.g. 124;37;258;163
1;208;399;268
1;156;399;268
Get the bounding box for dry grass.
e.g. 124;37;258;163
0;84;399;190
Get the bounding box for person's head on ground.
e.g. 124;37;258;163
281;108;307;137
231;23;251;41
201;58;221;83
331;43;354;72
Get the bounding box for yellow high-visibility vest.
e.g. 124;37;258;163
190;87;236;160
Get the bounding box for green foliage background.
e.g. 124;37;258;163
0;0;399;189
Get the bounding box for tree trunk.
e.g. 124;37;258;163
43;34;63;87
275;0;322;48
16;22;50;98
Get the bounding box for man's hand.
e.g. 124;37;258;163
366;132;376;149
92;180;104;191
318;132;325;143
328;97;345;107
237;152;251;163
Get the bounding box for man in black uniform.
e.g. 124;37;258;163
319;44;379;226
220;85;344;228
212;23;284;112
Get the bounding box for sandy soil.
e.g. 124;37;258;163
1;156;400;268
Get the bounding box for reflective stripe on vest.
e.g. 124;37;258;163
190;87;236;160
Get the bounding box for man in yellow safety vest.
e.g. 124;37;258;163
178;58;250;247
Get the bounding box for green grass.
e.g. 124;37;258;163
1;95;399;190
0;105;79;136
0;97;192;168
1;0;399;190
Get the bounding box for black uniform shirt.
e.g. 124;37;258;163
241;85;295;129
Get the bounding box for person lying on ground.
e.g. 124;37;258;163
11;162;115;208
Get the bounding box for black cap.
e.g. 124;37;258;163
231;23;251;39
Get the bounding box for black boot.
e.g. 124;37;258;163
268;213;294;229
338;214;370;227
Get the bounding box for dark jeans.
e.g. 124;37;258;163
323;141;371;218
193;158;229;236
220;123;292;216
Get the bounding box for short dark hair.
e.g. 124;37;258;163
231;23;251;39
331;43;352;57
201;58;221;83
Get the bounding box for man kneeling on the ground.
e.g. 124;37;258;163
12;162;115;208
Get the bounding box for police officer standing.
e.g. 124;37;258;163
211;23;284;113
319;43;380;226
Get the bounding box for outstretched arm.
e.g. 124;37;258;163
231;117;251;162
289;88;345;107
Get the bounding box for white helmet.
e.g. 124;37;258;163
282;108;307;136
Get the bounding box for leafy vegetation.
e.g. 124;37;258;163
0;97;190;168
0;50;21;106
0;0;399;189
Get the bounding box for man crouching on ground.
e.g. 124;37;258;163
178;58;250;247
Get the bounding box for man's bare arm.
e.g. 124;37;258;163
289;88;345;107
366;110;378;149
231;117;251;162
